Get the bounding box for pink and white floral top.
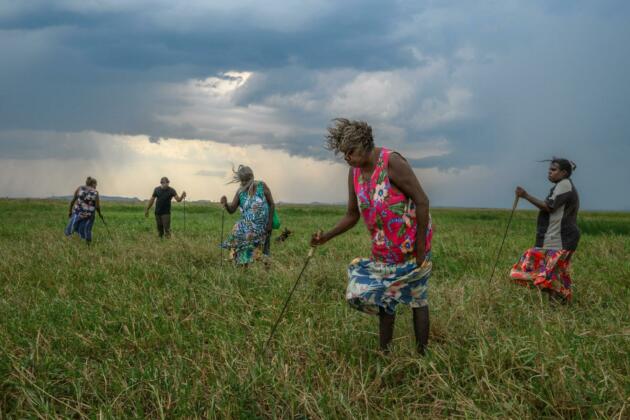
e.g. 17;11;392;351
353;147;432;264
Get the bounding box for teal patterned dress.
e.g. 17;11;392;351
221;181;270;264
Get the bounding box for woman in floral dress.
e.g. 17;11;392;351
220;166;275;265
311;118;433;354
65;176;103;243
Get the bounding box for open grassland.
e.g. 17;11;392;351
0;199;628;418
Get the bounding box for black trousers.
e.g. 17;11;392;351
155;214;171;238
263;232;271;256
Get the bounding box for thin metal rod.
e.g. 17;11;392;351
264;247;315;352
220;207;225;268
99;214;113;239
489;195;519;283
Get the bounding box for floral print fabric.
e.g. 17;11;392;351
510;247;574;301
346;258;431;315
73;186;98;219
221;181;269;265
65;185;98;242
347;148;434;314
353;147;432;264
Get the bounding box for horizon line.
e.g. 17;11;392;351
0;196;627;212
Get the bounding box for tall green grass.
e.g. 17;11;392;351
0;199;628;418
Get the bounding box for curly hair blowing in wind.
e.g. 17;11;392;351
325;118;374;155
229;165;255;194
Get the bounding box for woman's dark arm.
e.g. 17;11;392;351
222;191;240;214
263;182;275;233
145;195;155;217
516;187;551;212
95;193;103;217
388;152;430;264
311;169;360;246
68;188;79;217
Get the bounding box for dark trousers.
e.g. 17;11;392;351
155;214;171;238
65;214;95;242
263;232;271;256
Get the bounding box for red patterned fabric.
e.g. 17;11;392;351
353;148;432;264
510;247;574;301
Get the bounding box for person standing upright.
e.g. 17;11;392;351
145;177;186;238
510;158;580;302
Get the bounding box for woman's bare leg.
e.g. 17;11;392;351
378;307;396;352
413;306;429;355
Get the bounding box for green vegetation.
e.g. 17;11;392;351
1;199;628;418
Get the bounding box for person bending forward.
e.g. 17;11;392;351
65;176;103;243
311;118;433;354
220;166;275;265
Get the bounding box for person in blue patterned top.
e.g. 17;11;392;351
220;166;275;265
65;176;103;243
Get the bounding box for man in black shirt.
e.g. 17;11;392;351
145;177;186;238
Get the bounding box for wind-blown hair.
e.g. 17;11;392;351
230;165;255;193
542;157;577;177
325;118;374;155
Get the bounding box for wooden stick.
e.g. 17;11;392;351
489;195;519;283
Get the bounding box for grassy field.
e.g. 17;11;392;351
0;199;628;418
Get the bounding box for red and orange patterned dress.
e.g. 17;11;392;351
510;178;580;301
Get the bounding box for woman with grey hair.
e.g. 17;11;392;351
220;165;275;265
311;118;433;354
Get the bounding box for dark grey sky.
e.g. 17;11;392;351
1;0;629;208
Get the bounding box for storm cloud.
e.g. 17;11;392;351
1;0;629;208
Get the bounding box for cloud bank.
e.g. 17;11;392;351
1;1;628;208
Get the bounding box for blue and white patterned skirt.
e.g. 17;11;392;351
346;257;431;315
